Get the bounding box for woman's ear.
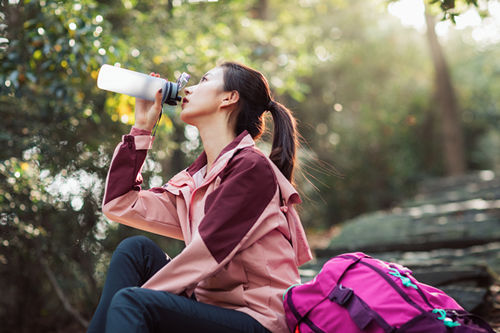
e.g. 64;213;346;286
220;90;239;110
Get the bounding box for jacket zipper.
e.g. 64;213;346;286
187;164;226;220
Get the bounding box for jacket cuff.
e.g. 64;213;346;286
130;127;152;136
122;134;154;150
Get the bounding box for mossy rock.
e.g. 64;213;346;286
322;171;500;254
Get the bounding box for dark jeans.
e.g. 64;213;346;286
87;235;270;333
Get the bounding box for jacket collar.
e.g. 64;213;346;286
185;130;301;205
186;130;254;177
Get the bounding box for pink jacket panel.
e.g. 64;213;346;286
102;129;312;333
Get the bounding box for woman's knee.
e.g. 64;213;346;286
115;235;155;253
106;287;150;332
109;287;140;309
111;236;169;282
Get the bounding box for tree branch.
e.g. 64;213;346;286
41;259;90;329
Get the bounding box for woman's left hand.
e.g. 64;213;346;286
134;72;164;132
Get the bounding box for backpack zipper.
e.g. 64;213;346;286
338;255;426;314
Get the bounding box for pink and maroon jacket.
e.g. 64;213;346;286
102;128;312;333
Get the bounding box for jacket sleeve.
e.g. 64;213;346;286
102;128;183;240
142;150;277;294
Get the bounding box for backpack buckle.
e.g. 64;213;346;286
329;284;353;305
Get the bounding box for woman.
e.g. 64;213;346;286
88;62;312;333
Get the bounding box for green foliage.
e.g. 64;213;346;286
1;0;499;331
388;0;484;22
290;1;435;226
446;33;500;169
428;0;479;22
0;1;125;330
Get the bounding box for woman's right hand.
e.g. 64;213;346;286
133;72;164;132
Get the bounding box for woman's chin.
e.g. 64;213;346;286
180;106;217;127
179;110;197;126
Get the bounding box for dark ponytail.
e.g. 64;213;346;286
267;100;297;182
220;62;298;182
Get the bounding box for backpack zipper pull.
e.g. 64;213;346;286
388;267;418;290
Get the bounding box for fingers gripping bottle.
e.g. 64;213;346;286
97;64;190;113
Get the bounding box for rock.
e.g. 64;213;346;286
318;205;500;255
411;266;492;288
319;170;500;257
439;286;489;312
371;242;500;276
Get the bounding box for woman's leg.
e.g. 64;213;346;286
87;235;170;333
106;287;271;333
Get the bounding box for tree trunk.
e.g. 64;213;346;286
424;10;466;176
252;0;268;20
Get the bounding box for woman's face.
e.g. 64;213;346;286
180;66;227;126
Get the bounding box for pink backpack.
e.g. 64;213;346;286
283;252;494;333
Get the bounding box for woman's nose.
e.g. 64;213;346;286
184;85;193;95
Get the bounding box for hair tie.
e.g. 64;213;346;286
267;100;275;111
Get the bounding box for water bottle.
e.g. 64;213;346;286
97;64;190;111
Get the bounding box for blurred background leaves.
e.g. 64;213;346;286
1;0;499;331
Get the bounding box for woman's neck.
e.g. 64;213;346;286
198;122;236;173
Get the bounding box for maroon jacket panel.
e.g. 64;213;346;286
200;148;277;263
